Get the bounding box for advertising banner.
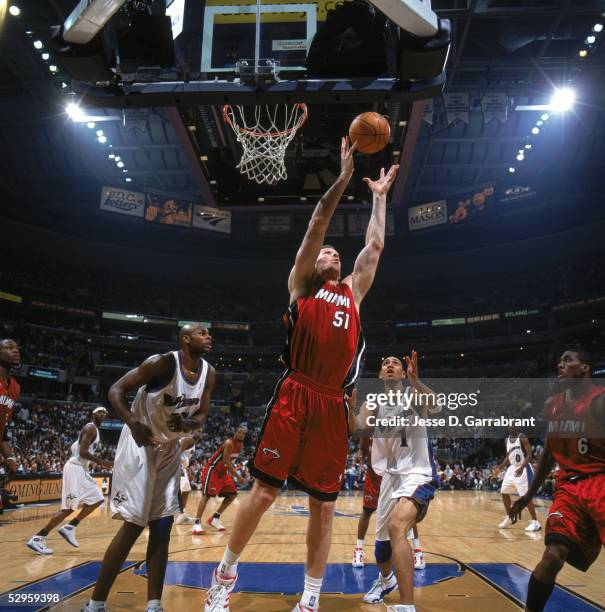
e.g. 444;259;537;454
193;205;232;234
447;184;495;225
408;201;447;231
100;186;146;217
145;194;193;227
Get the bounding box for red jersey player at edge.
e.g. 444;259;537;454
510;348;605;612
0;339;21;491
204;137;399;612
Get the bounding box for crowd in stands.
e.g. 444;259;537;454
1;395;556;499
2;248;605;325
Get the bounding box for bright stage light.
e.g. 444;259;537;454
550;88;575;112
66;102;84;122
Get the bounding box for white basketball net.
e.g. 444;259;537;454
223;103;308;185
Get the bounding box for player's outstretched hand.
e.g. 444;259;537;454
405;350;419;388
509;494;530;523
340;136;357;178
129;421;160;447
363;165;399;196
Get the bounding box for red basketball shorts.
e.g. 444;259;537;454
363;467;382;511
545;472;605;571
201;466;237;497
250;371;349;501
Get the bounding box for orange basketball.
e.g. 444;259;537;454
349;112;390;154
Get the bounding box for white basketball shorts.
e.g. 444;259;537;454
110;426;182;527
61;462;104;511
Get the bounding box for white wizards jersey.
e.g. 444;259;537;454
371;386;436;480
130;351;208;442
506;436;526;468
68;423;100;470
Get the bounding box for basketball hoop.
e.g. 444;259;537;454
223;103;308;185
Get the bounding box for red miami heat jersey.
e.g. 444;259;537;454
0;376;20;440
207;437;243;474
282;281;364;388
547;385;605;482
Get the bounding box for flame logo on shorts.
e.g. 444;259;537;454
546;511;564;522
259;447;280;465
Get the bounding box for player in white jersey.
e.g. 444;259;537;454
175;431;201;524
83;323;215;612
496;427;540;532
355;353;439;612
26;406;112;555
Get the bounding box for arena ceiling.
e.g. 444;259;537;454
0;0;604;233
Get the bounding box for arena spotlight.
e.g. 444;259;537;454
594;23;603;33
516;153;524;161
117;161;124;168
97;135;107;144
586;35;596;45
508;167;515;173
87;122;95;129
125;177;132;182
108;154;115;159
49;65;58;73
536;121;543;126
579;49;588;58
41;52;50;61
66;102;85;122
550;88;575;112
525;144;532;149
8;5;20;16
96;129;104;136
532;127;540;135
114;156;121;162
541;113;549;121
33;40;43;50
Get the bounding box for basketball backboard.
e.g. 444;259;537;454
201;0;322;75
200;0;439;76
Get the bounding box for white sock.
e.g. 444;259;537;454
412;537;420;550
300;574;322;610
218;547;240;578
356;539;364;548
381;570;395;583
88;601;106;610
147;599;161;609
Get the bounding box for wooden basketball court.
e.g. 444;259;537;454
1;490;603;611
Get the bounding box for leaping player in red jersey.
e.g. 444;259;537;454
204;138;399;612
510;348;605;612
0;339;21;495
192;424;248;535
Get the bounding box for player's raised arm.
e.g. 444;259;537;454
288;137;356;300
404;350;440;416
346;165;399;307
108;353;174;447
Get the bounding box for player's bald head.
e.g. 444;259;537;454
179;323;199;345
178;323;212;355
